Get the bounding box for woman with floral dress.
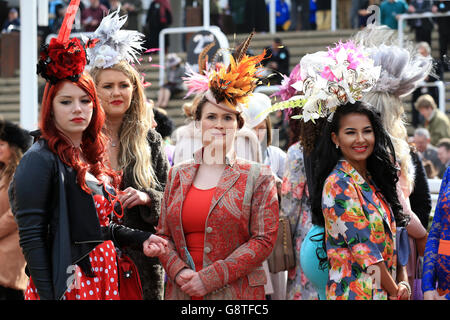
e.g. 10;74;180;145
280;141;318;300
311;101;411;300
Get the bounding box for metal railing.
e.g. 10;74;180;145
398;11;450;48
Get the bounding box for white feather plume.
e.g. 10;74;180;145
86;8;145;69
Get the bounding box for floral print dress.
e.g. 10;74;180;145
280;142;318;300
322;160;397;300
422;167;450;299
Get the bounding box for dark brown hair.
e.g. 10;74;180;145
194;96;245;129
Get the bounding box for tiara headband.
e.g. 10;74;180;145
182;32;267;113
37;0;98;84
86;8;145;69
261;41;381;123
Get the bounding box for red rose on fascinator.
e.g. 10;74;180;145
36;0;99;84
38;37;99;84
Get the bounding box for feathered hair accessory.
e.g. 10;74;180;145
351;25;433;98
37;0;98;84
260;41;381;122
86;8;145;69
183;32;267;112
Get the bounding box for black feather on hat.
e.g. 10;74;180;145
0;120;32;153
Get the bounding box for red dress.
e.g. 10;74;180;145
181;185;216;300
25;184;120;300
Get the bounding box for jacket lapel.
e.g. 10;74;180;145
208;165;240;215
337;160;393;234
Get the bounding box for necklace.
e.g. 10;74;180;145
110;140;118;147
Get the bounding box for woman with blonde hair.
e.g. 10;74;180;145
87;10;170;300
8;1;168;300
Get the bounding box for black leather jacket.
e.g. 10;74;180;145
8;139;152;300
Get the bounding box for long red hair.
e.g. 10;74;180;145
40;72;121;193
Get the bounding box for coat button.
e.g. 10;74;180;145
204;246;211;254
206;227;213;233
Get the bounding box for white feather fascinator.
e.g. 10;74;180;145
86;8;145;69
352;25;433;98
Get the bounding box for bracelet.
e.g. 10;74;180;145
398;281;411;296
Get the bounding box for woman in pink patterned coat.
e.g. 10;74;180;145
156;90;279;300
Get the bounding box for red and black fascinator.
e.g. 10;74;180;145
37;0;98;84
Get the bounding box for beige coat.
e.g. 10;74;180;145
0;177;28;291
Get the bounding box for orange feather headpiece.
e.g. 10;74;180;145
184;32;267;113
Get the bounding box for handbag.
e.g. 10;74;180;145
412;256;424;300
396;226;410;266
267;216;295;273
117;251;143;300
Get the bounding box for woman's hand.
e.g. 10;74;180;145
143;234;168;257
397;283;410;300
424;290;447;300
180;272;208;297
175;268;196;287
423;290;437;300
119;187;151;208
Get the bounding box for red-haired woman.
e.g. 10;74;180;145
8;2;167;300
9;72;168;300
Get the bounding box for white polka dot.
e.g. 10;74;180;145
113;290;117;295
89;290;94;295
81;282;85;287
105;252;109;257
83;293;86;298
100;267;103;272
95;267;98;272
100;257;104;262
106;290;109;295
100;248;104;252
86;280;91;285
94;277;99;283
110;278;114;283
78;272;82;277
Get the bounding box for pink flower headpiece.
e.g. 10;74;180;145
260;41;381;123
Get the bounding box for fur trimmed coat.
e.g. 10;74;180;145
120;129;170;300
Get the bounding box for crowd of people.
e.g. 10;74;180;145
0;0;449;302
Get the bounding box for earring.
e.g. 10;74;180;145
335;144;339;149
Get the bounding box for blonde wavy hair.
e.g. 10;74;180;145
353;25;433;192
90;60;159;190
362;92;415;191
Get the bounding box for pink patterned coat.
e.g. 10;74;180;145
156;149;279;300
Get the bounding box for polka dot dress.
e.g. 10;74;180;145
25;193;120;300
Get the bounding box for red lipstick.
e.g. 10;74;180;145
111;100;123;106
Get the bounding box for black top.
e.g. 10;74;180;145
8;139;151;300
